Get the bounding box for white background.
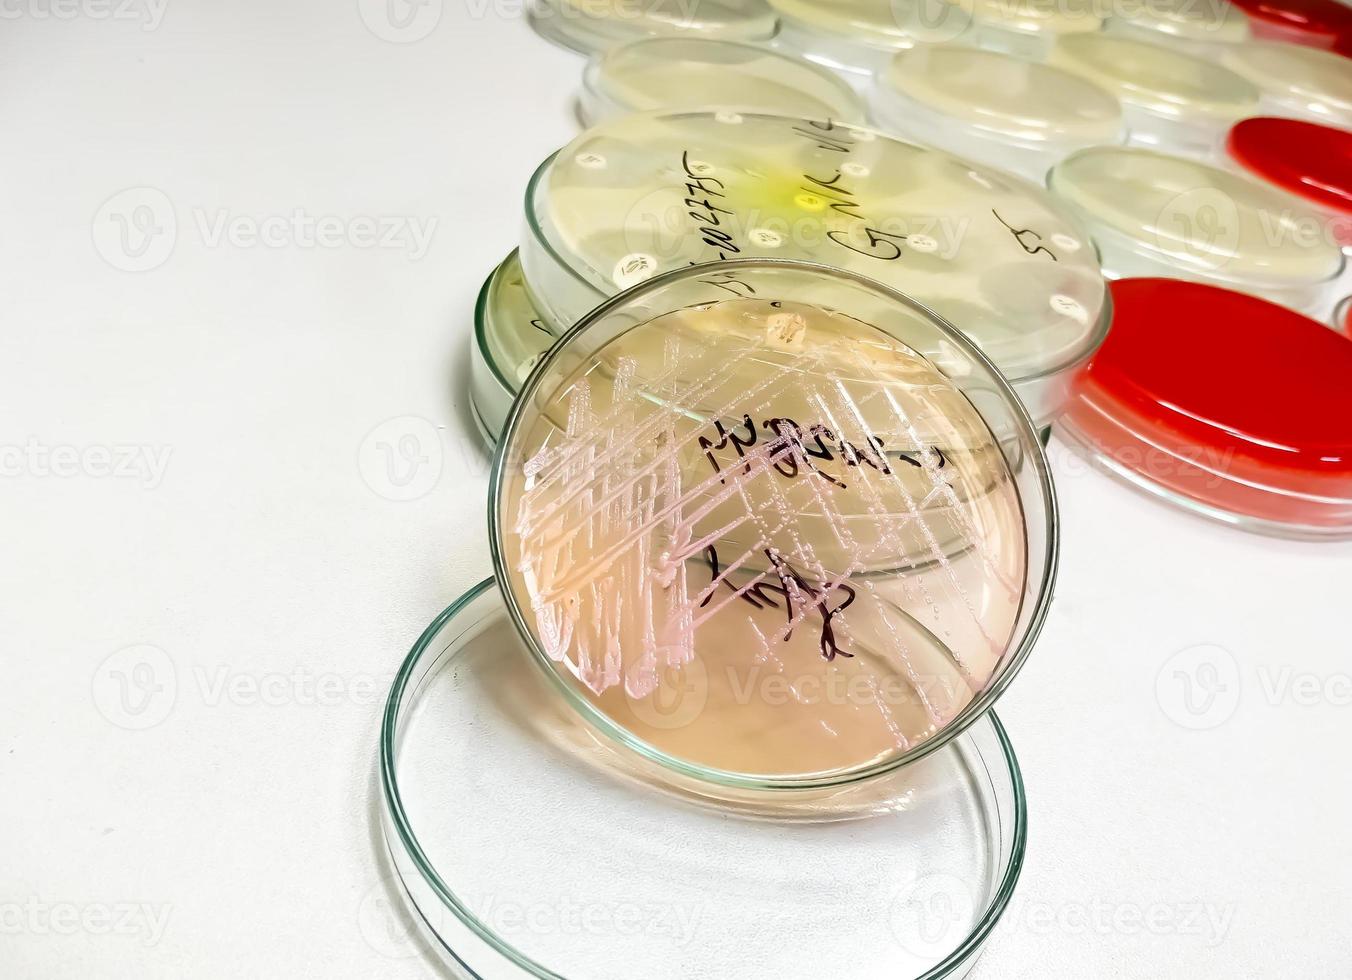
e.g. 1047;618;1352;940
2;1;1350;977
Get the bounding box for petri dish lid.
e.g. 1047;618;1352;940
882;45;1124;147
582;37;866;122
1058;278;1352;538
955;0;1103;36
767;0;973;48
1048;32;1260;126
528;0;777;54
1048;145;1345;287
525;110;1109;393
1227;0;1352;45
476;250;555;393
1227;117;1352;243
380;578;1029;979
490;258;1056;788
1105;0;1252;43
1222;41;1352;127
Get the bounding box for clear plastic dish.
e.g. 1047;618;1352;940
380;578;1029;979
1048;33;1260;159
470;251;555;448
491;258;1056;786
528;0;777;54
579;37;866;126
1225;117;1352;252
1048;146;1345;314
954;0;1104;60
520;110;1110;428
767;0;974;81
870;44;1125;184
1102;0;1252;56
1057;278;1352;538
1221;41;1352;129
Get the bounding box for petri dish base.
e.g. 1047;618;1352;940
380;578;1028;980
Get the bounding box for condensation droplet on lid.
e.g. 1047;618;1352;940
575;152;607;170
1050;294;1088;324
908;234;939;254
1050;233;1081;252
715;110;744;124
749;228;783;247
613;253;657;289
842;162;871;178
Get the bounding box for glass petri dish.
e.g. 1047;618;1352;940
1221;41;1352;129
579;37;866;126
1048;146;1345;313
527;0;777;54
1048;33;1260;159
954;0;1104;60
871;44;1125;184
520;110;1110;428
767;0;974;80
1227;0;1352;48
470;251;556;449
1102;0;1252;56
491;258;1056;787
1057;278;1352;538
1226;117;1352;251
380;578;1029;979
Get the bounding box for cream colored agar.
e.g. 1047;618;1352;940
589;38;864;121
1222;42;1352;128
1049;33;1259;124
885;45;1123;144
532;113;1107;396
498;297;1027;779
554;0;777;39
1105;0;1250;43
954;0;1103;36
1050;146;1344;283
482;252;553;386
768;0;972;46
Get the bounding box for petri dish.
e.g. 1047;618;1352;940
1335;293;1352;336
1227;0;1352;48
1102;0;1252;56
491;259;1056;786
767;0;974;80
579;37;866;126
1226;117;1352;251
380;577;1029;979
871;44;1125;184
1048;146;1345;314
1057;278;1352;538
1048;33;1261;159
1221;41;1352;129
527;0;777;54
470;251;556;448
520;110;1111;428
954;0;1104;60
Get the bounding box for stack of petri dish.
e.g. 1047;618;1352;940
527;0;778;54
578;37;866;125
1047;33;1261;160
1048;145;1345;315
1221;40;1352;129
394;258;1059;978
870;44;1125;183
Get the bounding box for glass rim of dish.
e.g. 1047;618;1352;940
527;0;779;54
520;120;1116;386
473;251;524;401
487;255;1059;792
380;575;1031;979
580;35;866;122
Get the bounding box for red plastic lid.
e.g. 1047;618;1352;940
1061;278;1352;536
1229;0;1351;46
1228;117;1352;246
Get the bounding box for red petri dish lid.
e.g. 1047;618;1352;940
1061;278;1352;537
1228;0;1352;45
1228;117;1352;216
